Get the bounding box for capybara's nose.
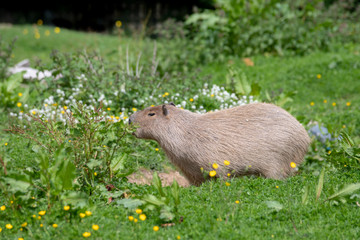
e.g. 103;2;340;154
129;118;132;125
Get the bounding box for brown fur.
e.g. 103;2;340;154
129;103;310;186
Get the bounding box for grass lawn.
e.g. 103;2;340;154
0;25;360;239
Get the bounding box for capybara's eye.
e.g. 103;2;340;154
148;113;155;116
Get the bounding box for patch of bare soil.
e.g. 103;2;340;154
127;168;190;187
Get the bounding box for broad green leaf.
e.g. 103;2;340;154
171;180;180;206
142;194;166;206
60;191;88;208
4;173;32;192
160;206;175;221
326;183;360;202
116;198;144;209
265;200;283;212
152;172;165;197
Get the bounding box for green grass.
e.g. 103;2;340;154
1;25;360;239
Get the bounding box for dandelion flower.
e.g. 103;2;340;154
346;102;351;106
212;163;219;169
92;224;99;231
64;206;70;211
128;216;134;221
310;102;314;106
153;226;159;232
276;186;279;189
54;27;61;34
4;143;8;146
32;110;36;115
317;74;321;79
134;218;138;223
209;170;217;177
18;92;23;97
0;227;2;232
115;20;122;28
332;102;336;107
94;172;98;176
107;107;111;111
225;182;231;186
323;100;327;103
0;205;5;211
224;160;230;166
38;210;46;216
227;173;231;177
21;222;27;227
290;162;296;168
235;200;240;204
45;30;50;36
52;223;58;228
38;216;41;220
132;108;137;112
79;213;86;218
189;98;194;102
19;238;24;240
139;214;146;221
85;211;92;216
135;209;142;214
6;224;13;229
177;236;181;240
82;232;91;238
155;148;159;151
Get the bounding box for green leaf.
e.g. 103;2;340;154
171;180;180;206
6;72;22;92
142;194;166;207
316;167;325;201
159;206;175;221
4;173;32;192
60;191;88;208
326;183;360;202
116;198;144;209
302;185;310;205
152;172;165;197
265;200;283;212
110;154;126;173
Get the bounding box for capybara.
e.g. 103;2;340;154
129;102;310;186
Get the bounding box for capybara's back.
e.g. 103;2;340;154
130;103;310;186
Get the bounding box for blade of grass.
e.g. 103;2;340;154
316;167;325;201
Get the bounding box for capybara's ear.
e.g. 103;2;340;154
169;102;176;107
162;105;168;116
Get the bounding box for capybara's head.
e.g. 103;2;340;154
129;103;177;140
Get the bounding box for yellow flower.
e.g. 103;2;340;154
123;116;128;120
323;100;327;103
212;163;219;169
128;216;134;221
4;143;8;146
21;222;27;227
34;32;40;39
52;223;58;228
290;162;296;168
68;140;71;143
235;200;240;204
61;110;65;114
85;210;92;216
310;102;315;106
32;215;36;218
18;92;23;97
0;205;5;211
151;105;155;107
32;110;37;115
64;205;70;211
332;102;336;107
135;209;142;214
63;106;68;110
177;236;181;240
139;214;146;221
209;170;217;177
115;20;122;28
210;94;215;98
82;232;91;238
227;173;231;177
45;30;50;36
224;160;230;166
94;172;98;176
164;92;169;96
38;216;41;220
107;107;111;111
40;224;43;227
6;224;13;229
346;102;351;106
79;213;86;218
38;210;46;216
153;226;159;232
189;98;194;102
37;19;43;25
276;186;279;189
132;108;137;112
0;227;2;232
54;27;61;34
316;74;321;79
225;182;231;186
92;224;99;231
134;218;138;223
155;148;159;151
19;238;24;240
